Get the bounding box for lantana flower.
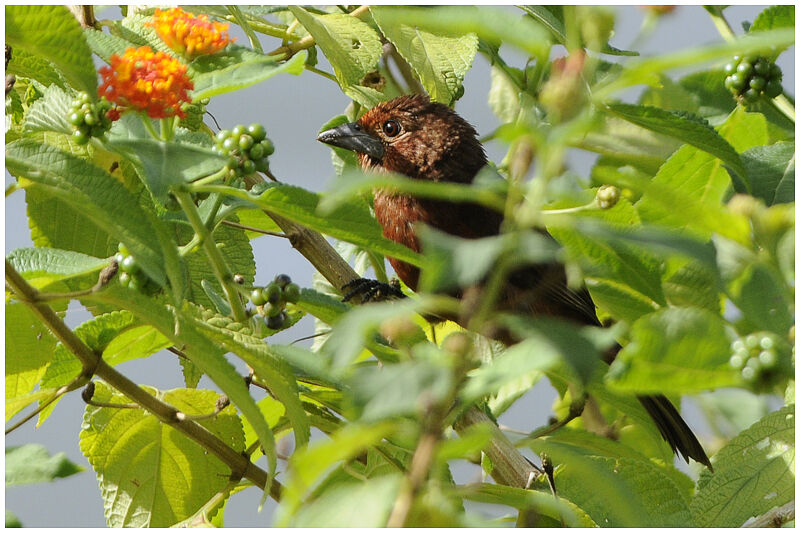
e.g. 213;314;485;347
150;7;233;58
98;46;193;119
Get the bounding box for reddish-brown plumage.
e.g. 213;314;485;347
317;94;710;468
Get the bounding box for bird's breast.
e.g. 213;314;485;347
373;191;429;291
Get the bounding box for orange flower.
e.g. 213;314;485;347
150;8;233;58
98;47;193;119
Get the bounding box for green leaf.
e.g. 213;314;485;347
289;7;382;106
186;304;310;448
635;145;750;242
5;444;83;486
5;5;97;95
678;70;736;120
291;474;402;527
455;482;596;527
691;404;794;527
347;359;453;422
488;66;522;124
727;261;794;336
368;6;551;59
234;208;282;238
22;84;73;135
80;383;245;527
83;26;137;62
85;285;278;486
191;47;307;100
6;247;108;289
529;431;694;527
277;421;396;526
750;5;795;33
7;139;167;285
741;141;795;206
663;260;721;312
5;510;22;528
6;47;67;89
606;103;745;180
371;7;478;105
5;303;57;412
204;182;423;268
609;307;739;394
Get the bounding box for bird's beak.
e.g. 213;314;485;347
317;122;385;159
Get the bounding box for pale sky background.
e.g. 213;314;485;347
5;4;794;527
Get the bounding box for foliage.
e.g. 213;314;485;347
4;4;794;528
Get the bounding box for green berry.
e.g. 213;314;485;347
255;158;270;173
263;283;281;305
84;112;97;126
283;283;300;303
120;255;139;274
765;79;782;98
741;366;757;381
758;350;777;368
118;272;131;286
274;274;291;288
222;137;236;152
73;129;90;145
238;134;254;151
749;76;766;91
68;112;83;125
216;129;231;143
729;354;746;369
247;123;266;141
754;59;770;76
260;139;275;156
745;334;759;350
128;275;144;292
114;252;126;265
743;88;761;102
231;125;247;137
759;336;774;350
250;288;267;306
266;311;286;330
769;63;782;79
242;159;256;175
249;143;264;160
736;61;753;77
265;302;284;318
80;92;91;104
728;73;746;90
723;62;737;75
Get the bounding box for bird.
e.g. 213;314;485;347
317;93;711;468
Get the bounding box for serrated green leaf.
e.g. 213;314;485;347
609;307;738;394
83;26;137;63
277;421;396;526
186;304;310;448
5;5;97;95
84;285;278;487
488;65;522;124
234;208;282;239
22;84;73;135
204;182;423;268
7;139;167;285
741;141;795;206
6;47;67;89
529;431;694;527
191;47;307;100
692;404;794;527
728;261;794;336
5;443;83;486
371;7;477;105
750;5;795;33
289;7;382;106
80;383;244;527
585;278;660;323
7;247;108;289
663;260;721;312
606;103;745;180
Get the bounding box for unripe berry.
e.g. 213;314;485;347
250;288;267;306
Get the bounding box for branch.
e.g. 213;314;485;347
744;501;795;528
5;260;280;501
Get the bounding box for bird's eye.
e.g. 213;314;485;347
382;120;401;137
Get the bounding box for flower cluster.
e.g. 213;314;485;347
150;8;233;58
98;46;193;119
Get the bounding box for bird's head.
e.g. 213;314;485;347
317;94;486;183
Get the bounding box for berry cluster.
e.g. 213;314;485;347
68;93;116;145
213;124;274;178
249;274;300;330
114;243;159;294
729;332;790;390
724;55;783;104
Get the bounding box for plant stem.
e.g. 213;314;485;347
226;5;263;53
173;190;248;323
6;260;278;498
770;94;795;123
140;113;162;140
705;6;737;43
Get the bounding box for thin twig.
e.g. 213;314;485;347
744;501;795;528
220;219;288;238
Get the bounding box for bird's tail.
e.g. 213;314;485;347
638;394;712;470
